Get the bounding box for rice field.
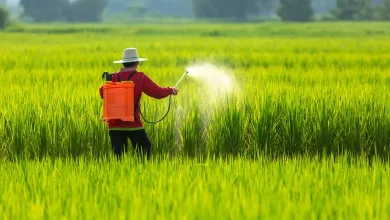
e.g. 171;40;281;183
1;22;390;219
1;156;390;219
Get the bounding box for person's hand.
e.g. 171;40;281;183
171;87;179;95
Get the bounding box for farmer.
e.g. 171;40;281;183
99;48;179;159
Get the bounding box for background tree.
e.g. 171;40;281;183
330;0;372;20
126;1;149;18
376;0;390;20
312;0;336;14
192;0;273;21
20;0;69;22
277;0;314;21
68;0;108;22
19;0;108;22
0;6;9;30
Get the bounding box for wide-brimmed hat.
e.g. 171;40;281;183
113;48;148;64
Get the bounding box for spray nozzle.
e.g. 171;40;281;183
174;71;189;88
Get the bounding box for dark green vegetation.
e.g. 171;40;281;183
11;0;390;24
0;6;9;30
19;0;107;22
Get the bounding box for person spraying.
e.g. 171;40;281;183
99;48;179;159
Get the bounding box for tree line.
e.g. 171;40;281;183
20;0;107;23
0;0;390;29
193;0;390;22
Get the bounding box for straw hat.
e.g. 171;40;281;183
113;48;148;64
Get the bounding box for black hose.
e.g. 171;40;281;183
139;95;172;124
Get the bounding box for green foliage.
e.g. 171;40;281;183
0;6;9;30
19;0;107;23
277;0;314;21
20;0;69;22
1;23;390;160
68;0;108;22
192;0;272;21
374;0;390;20
126;1;149;18
1;22;390;220
382;0;390;20
330;0;373;20
1;156;389;218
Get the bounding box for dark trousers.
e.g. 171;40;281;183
108;129;151;159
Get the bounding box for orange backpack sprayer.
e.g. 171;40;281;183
101;71;136;123
101;70;188;124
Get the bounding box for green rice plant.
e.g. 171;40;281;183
0;155;389;219
1;23;390;160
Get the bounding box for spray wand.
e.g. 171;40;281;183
174;71;189;88
140;70;189;123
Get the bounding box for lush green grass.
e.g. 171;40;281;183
1;22;390;219
5;21;390;37
1;22;390;160
1;156;389;219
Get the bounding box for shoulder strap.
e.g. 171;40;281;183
115;70;136;82
127;70;137;81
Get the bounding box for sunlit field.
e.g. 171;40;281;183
1;22;390;219
1;156;390;219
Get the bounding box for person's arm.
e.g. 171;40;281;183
142;73;178;99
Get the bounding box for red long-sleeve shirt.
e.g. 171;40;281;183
99;68;173;130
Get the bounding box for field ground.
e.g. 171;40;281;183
1;22;390;219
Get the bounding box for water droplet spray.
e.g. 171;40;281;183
173;62;240;155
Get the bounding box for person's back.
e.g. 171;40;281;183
99;48;178;159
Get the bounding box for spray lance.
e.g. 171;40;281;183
139;70;189;124
174;71;189;88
